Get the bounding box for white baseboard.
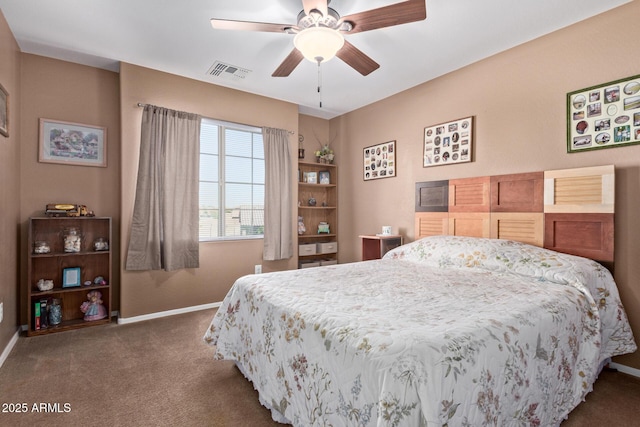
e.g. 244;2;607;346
0;328;21;369
609;362;640;378
117;302;221;325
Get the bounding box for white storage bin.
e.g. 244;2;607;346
320;259;337;266
316;242;338;254
299;261;320;269
299;244;317;256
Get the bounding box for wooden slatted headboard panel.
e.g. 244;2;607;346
544;165;614;213
490;213;544;247
415;165;615;263
543;165;615;262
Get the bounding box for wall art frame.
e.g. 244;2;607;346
0;82;8;137
424;116;473;167
364;140;395;181
567;73;640;153
39;118;107;167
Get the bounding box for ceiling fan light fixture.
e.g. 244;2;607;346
294;26;344;63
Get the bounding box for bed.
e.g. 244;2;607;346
204;165;636;426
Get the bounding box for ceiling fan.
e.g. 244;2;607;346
211;0;427;77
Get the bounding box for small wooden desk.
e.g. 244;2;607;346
359;234;403;261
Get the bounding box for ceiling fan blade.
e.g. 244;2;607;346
211;18;294;33
302;0;328;17
336;40;380;76
341;0;426;34
272;48;305;77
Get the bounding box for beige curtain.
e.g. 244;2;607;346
125;105;201;271
262;127;293;261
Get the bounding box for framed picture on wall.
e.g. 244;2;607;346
567;73;640;152
423;116;473;167
39;118;107;167
0;82;8;137
364;140;395;181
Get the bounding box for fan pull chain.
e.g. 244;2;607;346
317;60;322;108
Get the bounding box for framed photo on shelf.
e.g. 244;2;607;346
62;267;81;288
567;74;640;153
39;118;107;167
319;170;331;185
0;82;8;137
303;171;318;184
364;140;395;181
424;116;473;167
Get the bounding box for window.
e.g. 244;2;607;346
199;118;264;241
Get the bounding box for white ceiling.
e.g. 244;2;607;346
0;0;630;119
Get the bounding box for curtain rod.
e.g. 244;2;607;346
136;103;295;134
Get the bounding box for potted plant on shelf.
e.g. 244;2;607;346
314;144;334;164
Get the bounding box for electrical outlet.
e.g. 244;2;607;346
254;264;262;274
0;302;3;324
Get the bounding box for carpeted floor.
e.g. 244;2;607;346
0;308;638;426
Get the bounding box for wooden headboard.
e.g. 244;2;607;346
415;165;615;264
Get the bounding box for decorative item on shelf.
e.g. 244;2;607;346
84;281;92;286
93;237;109;251
93;276;107;286
314;144;334;164
63;227;82;252
298;134;305;159
80;290;107;321
62;267;81;288
318;222;330;234
298;216;306;235
45;203;94;217
382;226;392;235
319;170;331;184
48;298;62;326
303;171;318;184
36;279;54;292
39;299;49;329
308;197;317;206
33;241;50;254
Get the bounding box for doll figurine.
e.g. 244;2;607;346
80;290;108;321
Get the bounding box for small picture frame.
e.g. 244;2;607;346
303;171;318;184
62;267;81;288
319;170;331;185
39;118;107;167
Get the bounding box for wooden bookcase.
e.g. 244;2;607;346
298;161;338;267
27;217;112;336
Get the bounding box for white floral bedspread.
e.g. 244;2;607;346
204;236;636;426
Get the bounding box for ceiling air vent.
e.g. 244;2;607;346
207;61;251;81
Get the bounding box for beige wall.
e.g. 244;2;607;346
298;114;332;163
18;54;121;324
0;10;22;350
332;1;640;368
119;63;299;318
